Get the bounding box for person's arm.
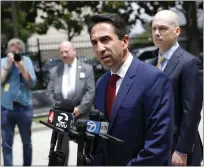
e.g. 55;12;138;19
1;67;10;84
174;58;203;154
46;67;60;104
1;53;14;84
14;56;37;88
128;73;174;165
74;65;95;117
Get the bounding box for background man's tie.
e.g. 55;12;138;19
106;74;120;120
157;55;165;70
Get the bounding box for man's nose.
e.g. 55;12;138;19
62;52;67;57
155;29;160;36
97;42;106;53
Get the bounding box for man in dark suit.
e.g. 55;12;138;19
151;10;203;166
47;41;95;165
88;13;174;166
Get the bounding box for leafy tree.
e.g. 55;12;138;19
1;1;40;42
1;1;203;55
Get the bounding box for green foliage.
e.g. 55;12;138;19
1;1;203;53
1;1;39;42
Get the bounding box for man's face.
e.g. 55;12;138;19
152;18;180;51
8;45;21;54
90;23;128;72
59;44;76;64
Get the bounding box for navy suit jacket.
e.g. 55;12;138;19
152;47;203;165
93;57;174;166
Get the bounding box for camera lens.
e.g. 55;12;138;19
14;53;22;62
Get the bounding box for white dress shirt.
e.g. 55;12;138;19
62;58;77;99
111;53;133;95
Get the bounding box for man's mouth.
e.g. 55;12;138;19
101;56;110;61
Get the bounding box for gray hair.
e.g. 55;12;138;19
7;38;25;52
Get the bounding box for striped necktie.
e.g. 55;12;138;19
157;55;165;70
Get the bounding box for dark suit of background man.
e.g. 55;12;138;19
47;41;95;165
151;10;203;166
87;13;174;166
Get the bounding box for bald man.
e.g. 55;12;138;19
47;41;95;165
151;10;203;166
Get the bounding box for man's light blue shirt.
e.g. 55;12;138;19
1;56;37;111
160;42;179;71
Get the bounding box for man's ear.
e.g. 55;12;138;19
121;35;129;49
175;27;181;37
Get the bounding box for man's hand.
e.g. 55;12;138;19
73;107;81;118
14;60;31;81
6;53;14;69
14;60;24;72
172;151;187;166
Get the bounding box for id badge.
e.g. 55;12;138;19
4;83;10;92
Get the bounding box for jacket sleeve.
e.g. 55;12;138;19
77;65;95;116
175;57;203;154
46;67;60;105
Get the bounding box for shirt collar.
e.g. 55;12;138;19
64;57;77;68
111;52;133;78
159;42;179;60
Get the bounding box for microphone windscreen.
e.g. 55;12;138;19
99;112;104;121
58;99;75;113
90;109;100;121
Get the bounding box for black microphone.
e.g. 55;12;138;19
48;99;75;166
88;110;124;143
50;99;76;131
56;99;75;112
75;119;87;166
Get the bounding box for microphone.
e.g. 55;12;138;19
87;109;108;135
47;99;75;166
48;100;76;131
87;110;124;144
55;99;75;112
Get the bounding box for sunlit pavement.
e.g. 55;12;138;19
1;128;78;165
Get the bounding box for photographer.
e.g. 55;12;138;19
1;38;37;166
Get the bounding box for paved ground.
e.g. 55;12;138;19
1;128;78;166
1;111;203;166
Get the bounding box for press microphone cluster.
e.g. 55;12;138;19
39;99;124;166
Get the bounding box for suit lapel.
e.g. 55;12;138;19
108;58;139;133
57;62;64;98
74;61;80;99
151;49;159;66
152;57;158;66
99;73;111;121
163;46;183;76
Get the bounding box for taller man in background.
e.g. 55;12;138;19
1;38;37;166
47;41;95;165
88;13;174;166
151;10;203;166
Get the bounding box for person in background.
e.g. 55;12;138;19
47;41;95;165
151;10;203;166
1;38;37;166
88;13;174;166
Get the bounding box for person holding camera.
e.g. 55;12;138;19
1;38;37;166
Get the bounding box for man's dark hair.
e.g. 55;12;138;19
88;13;129;40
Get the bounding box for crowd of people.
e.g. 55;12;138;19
1;9;203;166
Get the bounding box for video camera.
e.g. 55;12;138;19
39;99;124;166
